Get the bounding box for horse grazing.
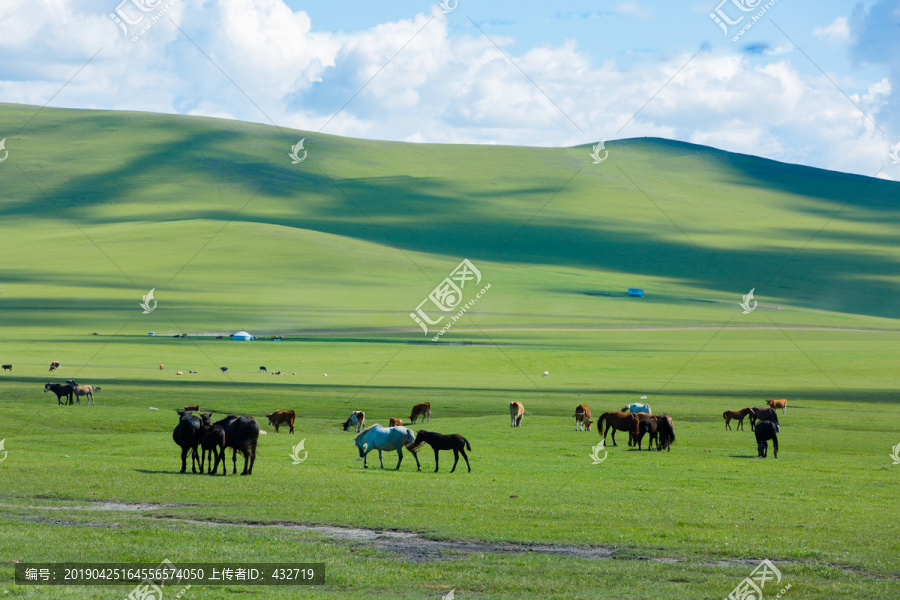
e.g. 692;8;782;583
657;414;675;451
510;401;525;427
408;402;431;424
45;383;74;405
172;410;202;473
214;415;260;475
755;420;779;458
2;364;11;372
574;404;592;431
623;403;651;415
388;417;403;427
259;366;267;372
635;414;658;451
408;430;472;473
723;407;751;431
354;424;415;470
766;399;787;414
597;411;639;447
65;380;100;407
342;411;365;433
749;407;779;432
198;413;226;475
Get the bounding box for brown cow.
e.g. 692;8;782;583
597;411;639;446
574;404;592;431
766;399;787;415
266;410;296;434
408;402;431;424
388;417;403;427
184;405;200;412
159;364;164;370
510;401;525;427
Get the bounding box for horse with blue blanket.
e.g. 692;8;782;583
623;402;651;415
354;424;417;470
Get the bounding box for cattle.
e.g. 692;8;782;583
657;414;675;451
198;412;226;475
749;407;779;432
189;370;198;374
220;367;228;373
388;417;403;427
66;380;100;407
2;364;11;372
723;407;752;431
623;402;651;415
266;410;296;434
49;361;60;372
44;383;74;405
172;410;202;473
574;404;592;431
272;370;282;375
755;420;779;458
159;364;164;370
214;415;260;475
342;411;365;433
259;366;267;372
597;411;639;447
184;405;200;412
509;401;525;427
407;430;472;473
176;371;183;376
408;402;431;424
766;399;787;415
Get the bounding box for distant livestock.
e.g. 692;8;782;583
220;367;228;373
766;399;787;414
66;380;100;407
159;364;164;370
657;414;675;451
408;430;472;473
574;404;592;431
45;383;74;405
2;364;11;372
342;411;366;433
173;410;202;473
176;371;183;375
408;402;431;424
388;417;403;427
749;407;779;432
354;424;416;470
723;407;752;431
755;420;779;458
184;405;200;412
49;361;60;371
623;403;651;415
259;366;267;372
214;415;260;475
509;401;525;427
266;410;296;434
597;411;639;447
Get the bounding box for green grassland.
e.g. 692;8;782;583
1;103;899;598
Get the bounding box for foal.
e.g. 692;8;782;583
723;407;751;431
199;412;226;475
408;430;472;473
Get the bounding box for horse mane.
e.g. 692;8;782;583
354;423;383;441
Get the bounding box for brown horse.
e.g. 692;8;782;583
723;407;751;431
635;414;658;451
597;411;639;447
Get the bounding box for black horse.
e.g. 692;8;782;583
408;430;472;473
198;413;227;475
44;383;74;405
749;407;779;432
657;414;675;452
172;410;202;473
755;420;779;458
214;415;260;475
635;415;658;451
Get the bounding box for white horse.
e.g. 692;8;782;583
354;424;417;470
623;403;651;415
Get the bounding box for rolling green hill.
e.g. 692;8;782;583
0;102;898;338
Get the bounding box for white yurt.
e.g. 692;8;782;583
231;330;254;341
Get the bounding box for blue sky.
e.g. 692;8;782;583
1;0;898;177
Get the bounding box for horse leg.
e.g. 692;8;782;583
772;435;778;459
450;449;460;473
191;446;199;473
395;448;403;471
411;447;421;471
608;426;616;446
199;448;205;473
378;449;385;469
725;417;730;431
460;448;470;472
433;448;440;473
232;448;238;474
180;446;188;473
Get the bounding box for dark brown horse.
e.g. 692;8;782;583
657;414;675;451
635;414;658;451
597;412;639;447
749;407;779;432
755;420;779;458
407;430;472;473
723;407;751;431
198;412;226;475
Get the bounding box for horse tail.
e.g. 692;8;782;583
464;437;471;451
596;413;606;432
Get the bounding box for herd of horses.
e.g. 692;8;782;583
722;399;785;459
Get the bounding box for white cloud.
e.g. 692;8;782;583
813;16;851;42
0;0;895;178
